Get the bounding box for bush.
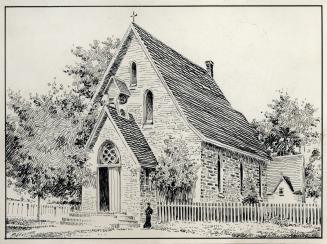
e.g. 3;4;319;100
242;181;259;205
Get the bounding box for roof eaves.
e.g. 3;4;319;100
131;23;269;162
85;108;107;149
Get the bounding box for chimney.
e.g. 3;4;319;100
205;60;214;78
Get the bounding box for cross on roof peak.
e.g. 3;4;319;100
130;11;137;23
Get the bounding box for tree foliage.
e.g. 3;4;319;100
251;91;321;199
305;149;321;199
6;36;120;206
251;91;320;156
6;87;92;203
64;38;120;100
152;137;199;203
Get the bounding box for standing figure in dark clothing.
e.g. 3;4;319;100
143;202;153;229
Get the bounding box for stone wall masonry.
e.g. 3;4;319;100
114;33;202;161
113;33;203;200
200;142;268;203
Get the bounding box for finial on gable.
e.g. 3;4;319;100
130;11;137;23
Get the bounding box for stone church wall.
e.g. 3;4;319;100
200;142;268;202
113;33;203;200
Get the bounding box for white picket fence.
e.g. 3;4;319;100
6;200;79;221
157;202;321;226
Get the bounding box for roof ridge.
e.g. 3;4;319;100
132;23;212;78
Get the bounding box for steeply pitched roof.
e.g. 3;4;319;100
88;106;157;168
92;23;269;160
266;155;304;194
132;23;268;159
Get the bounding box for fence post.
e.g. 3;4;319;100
178;200;181;221
223;202;226;223
171;201;174;222
197;201;199;222
310;204;313;225
200;201;203;222
158;201;161;223
182;200;184;222
182;200;185;221
304;203;307;225
209;202;212;222
259;202;262;223
206;202;208;222
247;203;250;222
191;201;193;222
300;203;304;224
314;204;317;225
297;203;300;224
318;205;321;225
262;203;265;223
167;201;170;222
251;203;254;222
292;203;296;224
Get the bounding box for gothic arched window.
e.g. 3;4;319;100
131;62;137;86
98;141;120;166
144;90;153;124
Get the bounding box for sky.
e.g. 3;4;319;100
6;6;322;121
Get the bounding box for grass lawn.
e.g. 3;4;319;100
6;220;321;238
153;221;321;238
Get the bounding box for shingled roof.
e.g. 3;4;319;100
88;106;157;168
132;23;268;159
93;23;269;160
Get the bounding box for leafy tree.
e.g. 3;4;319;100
251;91;321;199
305;149;321;199
6;87;92;220
251;91;320;156
64;37;120;146
152;137;199;203
6;36;120;215
64;37;120;100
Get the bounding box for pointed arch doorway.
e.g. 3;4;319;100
97;141;121;212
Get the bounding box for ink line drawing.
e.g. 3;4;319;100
5;8;322;239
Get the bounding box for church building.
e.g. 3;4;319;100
81;22;270;223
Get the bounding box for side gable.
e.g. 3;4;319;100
267;155;304;194
271;176;295;194
86;106;157;168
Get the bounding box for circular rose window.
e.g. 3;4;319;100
99;142;119;165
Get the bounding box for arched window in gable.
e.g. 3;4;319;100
131;62;137;86
144;90;153;124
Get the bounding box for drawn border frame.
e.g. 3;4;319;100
3;4;324;240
